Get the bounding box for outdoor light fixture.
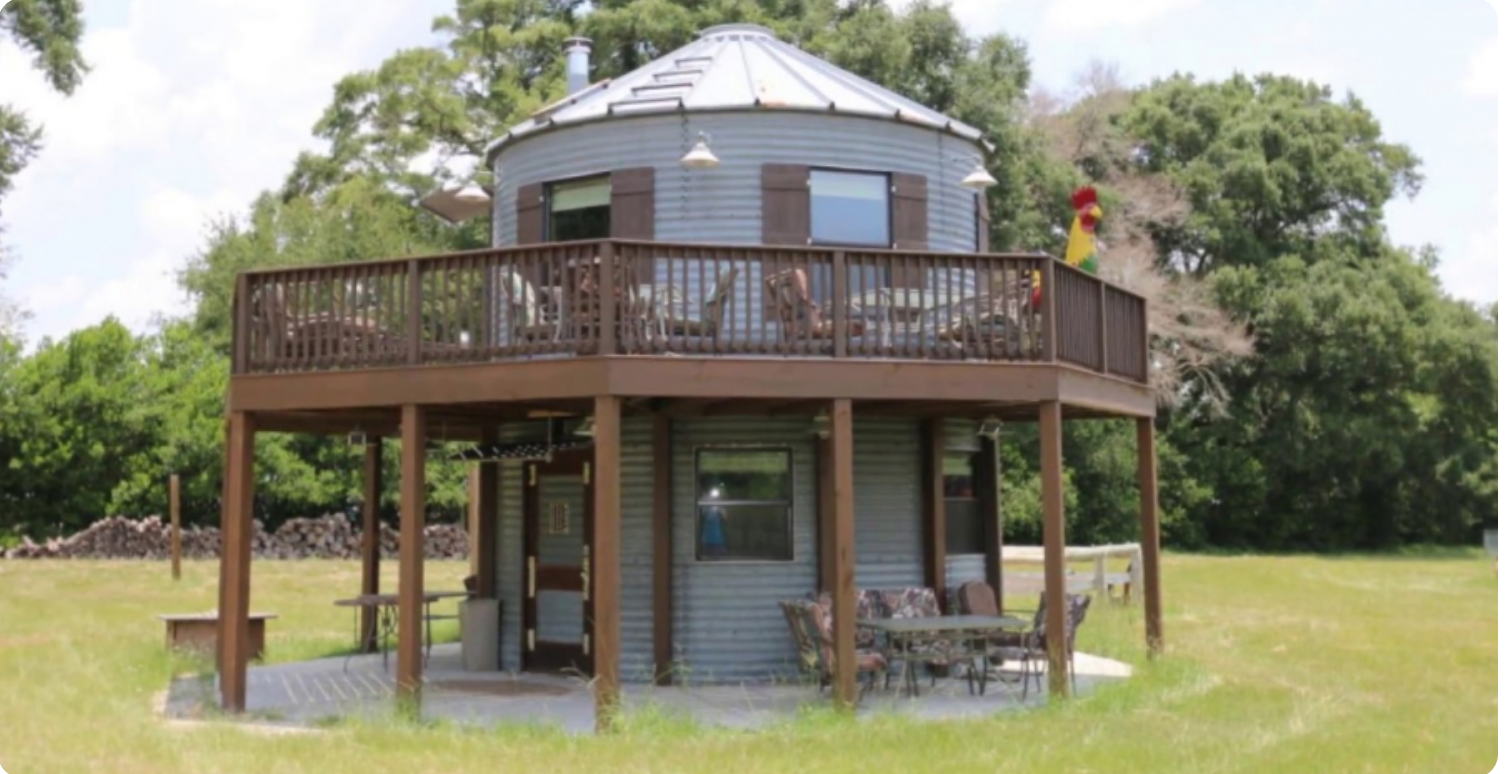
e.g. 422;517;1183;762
680;132;720;169
348;429;368;447
811;413;831;439
575;417;596;438
961;159;998;191
417;182;493;224
977;418;1003;439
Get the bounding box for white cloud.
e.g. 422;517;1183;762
2;0;450;342
1044;0;1201;30
1461;36;1498;96
1439;223;1498;305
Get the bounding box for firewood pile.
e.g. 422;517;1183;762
2;514;469;560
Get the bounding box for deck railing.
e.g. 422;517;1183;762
231;239;1148;383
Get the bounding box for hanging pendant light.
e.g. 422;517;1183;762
961;161;998;191
454;183;491;204
680;132;720;169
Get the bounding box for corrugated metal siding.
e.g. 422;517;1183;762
495;112;981;254
494;421;544;672
618;417;656;681
496;458;523;671
672;418;817;683
854;418;923;589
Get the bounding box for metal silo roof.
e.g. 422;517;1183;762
485;23;988;160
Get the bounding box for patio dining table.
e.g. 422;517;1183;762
334;591;468;672
858;614;1030;697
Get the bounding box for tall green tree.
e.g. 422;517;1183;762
1;0;88;338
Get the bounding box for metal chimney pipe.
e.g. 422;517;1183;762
564;36;592;95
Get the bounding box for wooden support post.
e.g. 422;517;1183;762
922;419;947;605
360;439;383;653
397;405;426;711
651;414;674;686
826;399;857;709
1137;417;1164;655
169;473;182;581
475;434;499;600
216;419;230;678
979;435;1004;605
591;396;622;730
816;436;836;595
1039;401;1068;699
467;467;482;580
218;412;255;712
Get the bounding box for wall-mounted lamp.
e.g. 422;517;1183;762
575;417;596;438
812;413;831;439
348;428;368;447
961;158;998;192
680;132;720;169
977;417;1003;439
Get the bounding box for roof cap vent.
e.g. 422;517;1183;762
698;23;776;39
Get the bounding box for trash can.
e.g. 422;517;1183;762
460;598;499;672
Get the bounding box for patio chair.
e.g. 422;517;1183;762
500;269;559;343
666;265;740;346
763;268;864;342
793;599;887;697
249;283;396;365
986;592;1093;698
778;600;823;684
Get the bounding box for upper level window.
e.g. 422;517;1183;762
548;176;610;241
696;448;794;562
810;170;890;247
944;452;987;554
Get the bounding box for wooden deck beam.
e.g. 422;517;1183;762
360;439;383;653
218;411;255;712
1137;417;1164;656
1039;401;1069;699
397;405;426;712
592;396;623;730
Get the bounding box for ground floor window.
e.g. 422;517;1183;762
695;448;794;562
944;451;987;554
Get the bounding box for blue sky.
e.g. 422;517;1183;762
0;0;1498;344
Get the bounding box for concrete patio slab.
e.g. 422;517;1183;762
163;644;1133;733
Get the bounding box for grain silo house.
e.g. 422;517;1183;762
216;23;1164;724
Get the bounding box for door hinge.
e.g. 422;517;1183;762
527;628;536;651
582;462;591;485
527;556;537;598
583;632;591;655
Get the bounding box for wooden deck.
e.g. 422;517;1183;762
230;239;1148;382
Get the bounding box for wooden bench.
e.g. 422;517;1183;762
157;612;277;660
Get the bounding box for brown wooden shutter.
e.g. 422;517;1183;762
610;167;655;241
975;191;991;253
516;182;544;245
891;173;929;288
761;164;811;246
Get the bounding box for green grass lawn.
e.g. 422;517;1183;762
0;553;1496;773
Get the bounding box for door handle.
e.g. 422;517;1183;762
581;545;591;601
527;556;536;598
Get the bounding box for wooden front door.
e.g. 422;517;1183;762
523;451;594;674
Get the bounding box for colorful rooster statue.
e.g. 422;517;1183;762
1032;186;1103;308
